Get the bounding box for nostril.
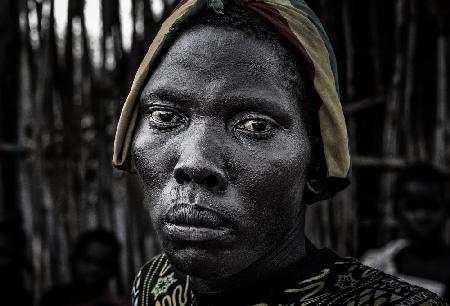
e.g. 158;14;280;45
174;165;227;191
175;171;191;185
202;175;219;189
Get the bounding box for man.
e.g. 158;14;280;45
113;0;445;305
41;229;129;306
363;163;450;301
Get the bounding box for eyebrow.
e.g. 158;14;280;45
140;89;192;106
140;88;294;122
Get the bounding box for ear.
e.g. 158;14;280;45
130;158;138;174
303;154;329;204
303;177;329;204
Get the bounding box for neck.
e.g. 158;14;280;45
191;221;307;294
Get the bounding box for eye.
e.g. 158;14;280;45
147;108;185;129
236;118;275;133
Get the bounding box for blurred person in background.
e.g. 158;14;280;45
362;162;450;301
0;219;32;306
40;229;130;306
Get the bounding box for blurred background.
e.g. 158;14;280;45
1;0;450;304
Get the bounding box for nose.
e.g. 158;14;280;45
174;125;228;192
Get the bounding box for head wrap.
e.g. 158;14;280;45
113;0;351;198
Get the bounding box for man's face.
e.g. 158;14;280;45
398;180;446;240
132;25;312;278
73;241;117;288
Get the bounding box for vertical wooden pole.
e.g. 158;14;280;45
380;0;406;243
0;0;21;216
435;22;447;165
403;2;417;159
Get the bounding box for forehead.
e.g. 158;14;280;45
141;25;302;115
158;25;286;69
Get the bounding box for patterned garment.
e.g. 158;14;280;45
131;250;446;306
113;0;351;199
362;240;447;297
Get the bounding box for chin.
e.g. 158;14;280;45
164;245;248;279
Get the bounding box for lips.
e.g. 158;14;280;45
165;204;228;229
162;204;233;242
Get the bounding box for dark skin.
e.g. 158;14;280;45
395;180;450;283
132;25;316;293
72;240;118;292
41;240;120;306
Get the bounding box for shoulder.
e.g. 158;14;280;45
132;254;169;290
327;257;446;305
131;253;192;306
371;274;446;305
284;252;445;305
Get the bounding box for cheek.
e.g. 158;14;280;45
131;121;178;197
231;137;310;222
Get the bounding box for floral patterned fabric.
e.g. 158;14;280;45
131;250;446;306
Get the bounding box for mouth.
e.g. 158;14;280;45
162;204;233;242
